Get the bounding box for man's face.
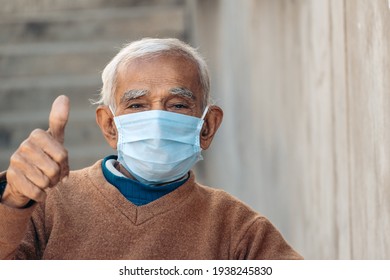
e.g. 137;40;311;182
113;54;204;117
96;53;223;152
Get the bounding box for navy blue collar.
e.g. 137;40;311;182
101;155;188;206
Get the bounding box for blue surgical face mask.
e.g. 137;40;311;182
111;107;208;185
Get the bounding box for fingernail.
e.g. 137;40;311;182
61;176;69;184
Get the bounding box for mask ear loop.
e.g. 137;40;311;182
109;105;116;117
197;106;210;151
201;106;209;120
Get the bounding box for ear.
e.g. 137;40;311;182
96;105;118;149
200;105;223;150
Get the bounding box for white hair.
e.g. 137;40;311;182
92;38;210;111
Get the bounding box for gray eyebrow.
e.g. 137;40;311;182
120;89;149;103
169;87;195;100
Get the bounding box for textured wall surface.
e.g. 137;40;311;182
191;0;390;259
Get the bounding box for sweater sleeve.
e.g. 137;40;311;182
0;171;46;259
0;203;41;259
234;216;303;260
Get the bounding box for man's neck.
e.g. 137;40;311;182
114;161;136;180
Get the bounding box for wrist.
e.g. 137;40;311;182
1;183;32;209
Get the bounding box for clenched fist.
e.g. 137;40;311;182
2;95;70;208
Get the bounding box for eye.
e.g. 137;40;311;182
126;103;147;110
167;98;194;112
129;104;142;109
173;103;188;109
124;102;148;112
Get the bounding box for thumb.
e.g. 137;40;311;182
48;95;70;144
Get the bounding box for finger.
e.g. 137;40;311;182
29;129;69;180
7;168;47;203
48;95;70;144
41;139;69;181
19;141;62;186
10;149;52;190
30;129;68;166
19;156;51;190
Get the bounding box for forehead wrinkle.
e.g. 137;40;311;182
169;87;196;100
120;89;149;103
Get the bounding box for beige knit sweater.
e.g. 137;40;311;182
0;160;302;260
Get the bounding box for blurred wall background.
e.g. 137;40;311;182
1;0;390;259
190;0;390;259
0;0;188;170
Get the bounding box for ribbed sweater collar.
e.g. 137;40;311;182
101;155;187;206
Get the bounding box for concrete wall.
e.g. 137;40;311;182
191;0;390;259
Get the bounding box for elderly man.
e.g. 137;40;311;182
0;38;302;260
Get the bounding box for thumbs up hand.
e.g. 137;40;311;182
2;95;70;208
